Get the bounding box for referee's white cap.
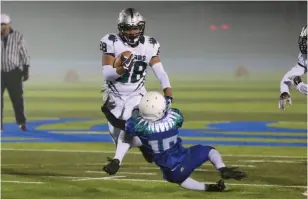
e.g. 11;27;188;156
1;14;11;24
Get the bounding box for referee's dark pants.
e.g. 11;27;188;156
1;68;26;127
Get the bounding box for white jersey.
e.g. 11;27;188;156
100;33;160;96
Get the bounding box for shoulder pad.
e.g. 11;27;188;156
102;33;118;44
100;33;118;54
145;36;160;56
149;37;158;45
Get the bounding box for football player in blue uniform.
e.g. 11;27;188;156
101;91;247;192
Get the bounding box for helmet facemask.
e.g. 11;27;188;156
118;21;145;47
299;36;307;54
118;8;145;47
299;25;307;54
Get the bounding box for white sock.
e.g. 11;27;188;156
208;149;226;170
114;131;131;164
180;177;206;191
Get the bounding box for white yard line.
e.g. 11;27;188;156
241;160;306;164
76;177;307;189
2;174;305;189
2;148;306;159
203;164;256;168
1;174;83;179
72;176;126;181
85;171;157;176
1;180;44;184
43;176;82;179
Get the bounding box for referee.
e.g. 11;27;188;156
1;13;30;131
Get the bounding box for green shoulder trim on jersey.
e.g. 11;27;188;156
169;108;184;128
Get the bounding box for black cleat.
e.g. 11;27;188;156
139;146;153;163
206;179;226;192
19;124;27;131
103;157;120;175
219;167;247;181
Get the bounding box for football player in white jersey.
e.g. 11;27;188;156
100;8;173;175
279;25;307;111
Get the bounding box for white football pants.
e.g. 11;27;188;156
105;89;145;147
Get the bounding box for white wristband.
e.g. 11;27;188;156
102;65;121;81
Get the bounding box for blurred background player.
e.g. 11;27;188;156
279;25;307;110
100;8;173;174
101;91;247;192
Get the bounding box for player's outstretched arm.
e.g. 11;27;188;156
101;97;126;130
279;64;306;110
150;56;173;105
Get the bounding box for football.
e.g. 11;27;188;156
113;51;133;68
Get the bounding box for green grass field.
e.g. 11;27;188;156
1;76;307;199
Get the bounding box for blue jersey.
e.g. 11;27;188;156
125;108;214;184
125;108;186;169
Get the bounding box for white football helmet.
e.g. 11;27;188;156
139;91;167;121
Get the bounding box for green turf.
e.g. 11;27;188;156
1;78;307;199
268;121;307;129
1;147;307;199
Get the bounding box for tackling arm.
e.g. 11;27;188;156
101;101;126;131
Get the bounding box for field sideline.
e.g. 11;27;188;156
1;77;307;199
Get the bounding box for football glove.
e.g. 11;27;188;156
121;53;135;71
278;92;292;111
22;65;29;81
165;96;173;107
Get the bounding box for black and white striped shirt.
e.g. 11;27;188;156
1;29;30;72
